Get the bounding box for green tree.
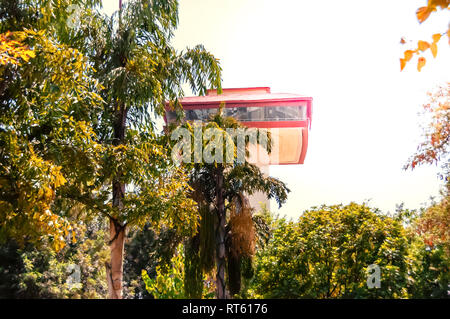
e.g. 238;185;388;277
0;28;104;250
403;82;449;297
141;244;186;299
123;224;182;299
407;230;450;298
0;217;109;298
249;203;410;298
83;0;221;298
1;0;223;299
142;243;215;299
169;111;289;298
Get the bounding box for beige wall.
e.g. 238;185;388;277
246;127;303;212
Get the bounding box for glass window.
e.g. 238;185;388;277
186;109;204;121
174;105;307;123
265;106;284;121
204;108;219;120
282;106;300;120
247;107;264;121
235;107;249;121
166;110;177;122
225;107;238;118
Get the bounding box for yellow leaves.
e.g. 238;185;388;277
430;42;438;57
417;57;426;71
401;2;449;72
400;58;406;71
43;186;54;201
1;136;73;251
432;33;442;43
0;31;36;65
403;50;414;62
400;31;445;71
54;169;67;187
418;40;430;51
416;0;449;23
416;6;433;23
401;49;416;70
430;33;442;58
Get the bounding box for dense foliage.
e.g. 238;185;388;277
166;111;289;298
0;0;448;300
247;203;410;298
0;0;223;298
242;203;449;299
0;218;108;298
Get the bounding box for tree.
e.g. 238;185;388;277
394;203;450;298
400;0;449;71
406;222;450;298
249;203;410;298
168;110;289;298
405;83;449;172
142;244;186;299
0;31;35;65
1;0;223;299
405;83;449;270
0;28;104;250
123;224;182;299
83;0;222;298
0;217;109;299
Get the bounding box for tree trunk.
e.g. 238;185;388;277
106;217;125;299
215;164;227;299
106;1;127;299
106;101;127;299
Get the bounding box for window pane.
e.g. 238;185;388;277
204;108;219;120
247;106;264;121
225;107;237;118
166;110;177;123
186;109;204;121
281;106;300;120
181;104;307;122
234;107;248;121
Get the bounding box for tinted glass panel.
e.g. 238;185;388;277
166;105;307;123
166;110;177;122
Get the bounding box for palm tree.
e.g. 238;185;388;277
170;110;289;298
80;0;222;298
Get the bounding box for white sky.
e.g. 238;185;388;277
102;0;449;219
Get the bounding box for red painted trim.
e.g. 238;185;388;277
242;120;308;128
299;128;308;164
307;100;313;128
170;97;312;108
207;87;271;95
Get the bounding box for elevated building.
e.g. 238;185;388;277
165;87;313;210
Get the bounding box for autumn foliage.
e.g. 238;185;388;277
0;31;35;65
228;194;256;258
405;83;449;170
400;0;449;71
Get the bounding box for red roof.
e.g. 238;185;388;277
178;87;312;105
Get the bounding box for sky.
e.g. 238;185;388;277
102;0;450;219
